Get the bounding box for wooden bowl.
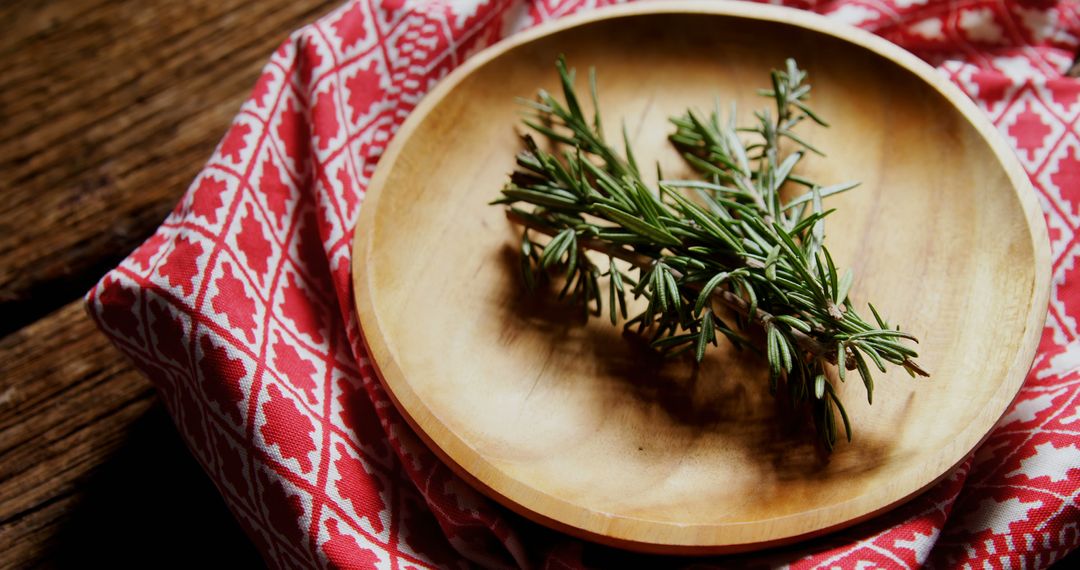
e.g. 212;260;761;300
351;1;1050;555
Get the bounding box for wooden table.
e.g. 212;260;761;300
0;1;336;565
2;1;1076;567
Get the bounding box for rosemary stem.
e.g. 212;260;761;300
498;56;928;449
505;209;652;268
505;209;841;363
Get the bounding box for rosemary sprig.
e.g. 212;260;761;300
492;57;928;450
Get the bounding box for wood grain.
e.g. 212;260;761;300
352;2;1051;554
0;301;153;565
0;302;152;509
0;0;339;336
0;0;337;565
0;303;261;567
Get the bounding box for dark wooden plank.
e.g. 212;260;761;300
0;301;262;567
0;1;337;565
0;0;340;336
0;303;153;520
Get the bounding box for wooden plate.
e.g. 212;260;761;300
351;1;1050;555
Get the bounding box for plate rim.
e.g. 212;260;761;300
350;0;1051;554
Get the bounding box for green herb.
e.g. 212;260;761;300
492;57;928;450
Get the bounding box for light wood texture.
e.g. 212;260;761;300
352;1;1050;555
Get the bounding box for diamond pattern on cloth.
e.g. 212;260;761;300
87;1;1080;568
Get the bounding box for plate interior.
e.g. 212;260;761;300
354;6;1045;553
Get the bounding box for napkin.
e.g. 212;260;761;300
87;1;1080;568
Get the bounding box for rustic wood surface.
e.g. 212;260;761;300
353;2;1050;554
1;0;1076;567
0;0;336;566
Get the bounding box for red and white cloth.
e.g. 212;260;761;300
87;1;1080;568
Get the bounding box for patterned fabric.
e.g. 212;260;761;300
86;1;1080;568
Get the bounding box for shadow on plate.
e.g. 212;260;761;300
495;244;897;482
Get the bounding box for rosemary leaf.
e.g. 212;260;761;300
494;56;925;449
